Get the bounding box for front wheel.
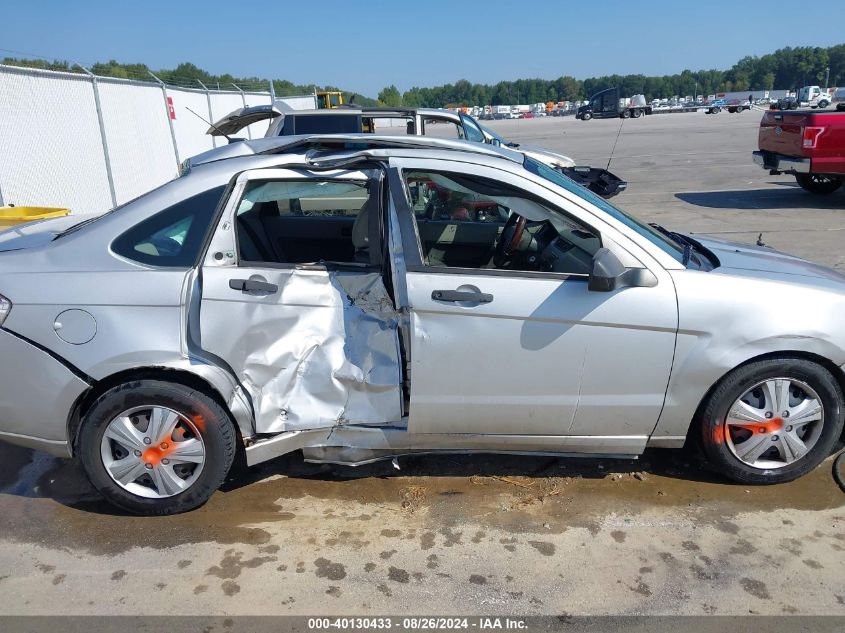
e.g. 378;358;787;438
795;173;844;195
698;358;844;484
581;112;592;121
77;380;237;515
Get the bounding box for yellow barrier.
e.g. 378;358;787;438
0;206;70;229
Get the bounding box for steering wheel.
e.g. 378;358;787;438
493;213;527;267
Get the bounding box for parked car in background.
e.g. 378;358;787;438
832;88;845;112
208;106;628;198
3;134;844;515
753;109;845;194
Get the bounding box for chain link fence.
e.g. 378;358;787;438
0;64;282;214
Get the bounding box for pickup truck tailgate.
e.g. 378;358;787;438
758;111;808;156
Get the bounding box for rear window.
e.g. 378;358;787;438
282;114;361;135
112;186;225;267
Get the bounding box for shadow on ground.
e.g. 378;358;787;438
0;440;716;514
676;188;845;210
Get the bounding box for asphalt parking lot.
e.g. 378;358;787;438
1;111;844;617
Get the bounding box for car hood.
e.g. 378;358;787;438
693;234;845;288
0;214;97;252
518;145;576;168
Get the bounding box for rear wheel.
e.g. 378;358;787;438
631;109;642;118
699;358;844;484
78;380;237;515
818;100;829;109
795;173;844;195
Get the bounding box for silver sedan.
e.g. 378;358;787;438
1;134;843;514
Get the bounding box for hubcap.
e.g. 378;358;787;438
724;378;824;470
100;406;206;499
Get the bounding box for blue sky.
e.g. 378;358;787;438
3;0;843;96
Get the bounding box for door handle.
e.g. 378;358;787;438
229;278;279;293
431;289;493;303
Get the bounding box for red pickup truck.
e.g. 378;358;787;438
753;110;845;194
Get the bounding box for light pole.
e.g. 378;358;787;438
825;66;830;89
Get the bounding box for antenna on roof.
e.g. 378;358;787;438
606;116;625;172
185;106;236;143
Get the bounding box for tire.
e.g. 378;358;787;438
711;106;721;114
622;109;631;119
77;380;237;515
698;357;844;484
818;100;829;109
581;112;592;121
795;173;844;195
631;109;642;118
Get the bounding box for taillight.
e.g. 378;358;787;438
803;126;825;149
0;293;11;326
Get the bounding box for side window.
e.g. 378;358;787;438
235;179;375;265
112;186;225;267
422;118;464;139
403;170;600;275
460;114;486;143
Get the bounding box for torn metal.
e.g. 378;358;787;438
236;270;403;434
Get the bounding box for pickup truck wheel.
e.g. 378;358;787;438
795;174;844;195
581;112;592;121
698;358;844;485
78;380;237;515
818;100;829;109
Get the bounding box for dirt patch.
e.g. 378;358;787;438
740;578;771;600
314;558;346;581
388;567;409;583
206;550;276;579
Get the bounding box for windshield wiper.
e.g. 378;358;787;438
649;223;701;266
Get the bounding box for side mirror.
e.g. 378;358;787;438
490;137;502;147
588;248;657;292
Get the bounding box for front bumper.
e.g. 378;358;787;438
753;150;811;174
0;328;89;457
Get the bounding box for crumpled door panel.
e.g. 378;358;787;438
200;268;403;435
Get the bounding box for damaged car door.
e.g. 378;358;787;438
388;157;678;453
198;168;405;436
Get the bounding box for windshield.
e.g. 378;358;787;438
523;156;686;263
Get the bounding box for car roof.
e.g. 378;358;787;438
186;133;524;170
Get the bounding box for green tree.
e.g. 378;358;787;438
377;85;402;107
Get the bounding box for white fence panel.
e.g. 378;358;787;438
99;79;178;204
0;65;112;213
168;87;217;160
0;65;274;215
